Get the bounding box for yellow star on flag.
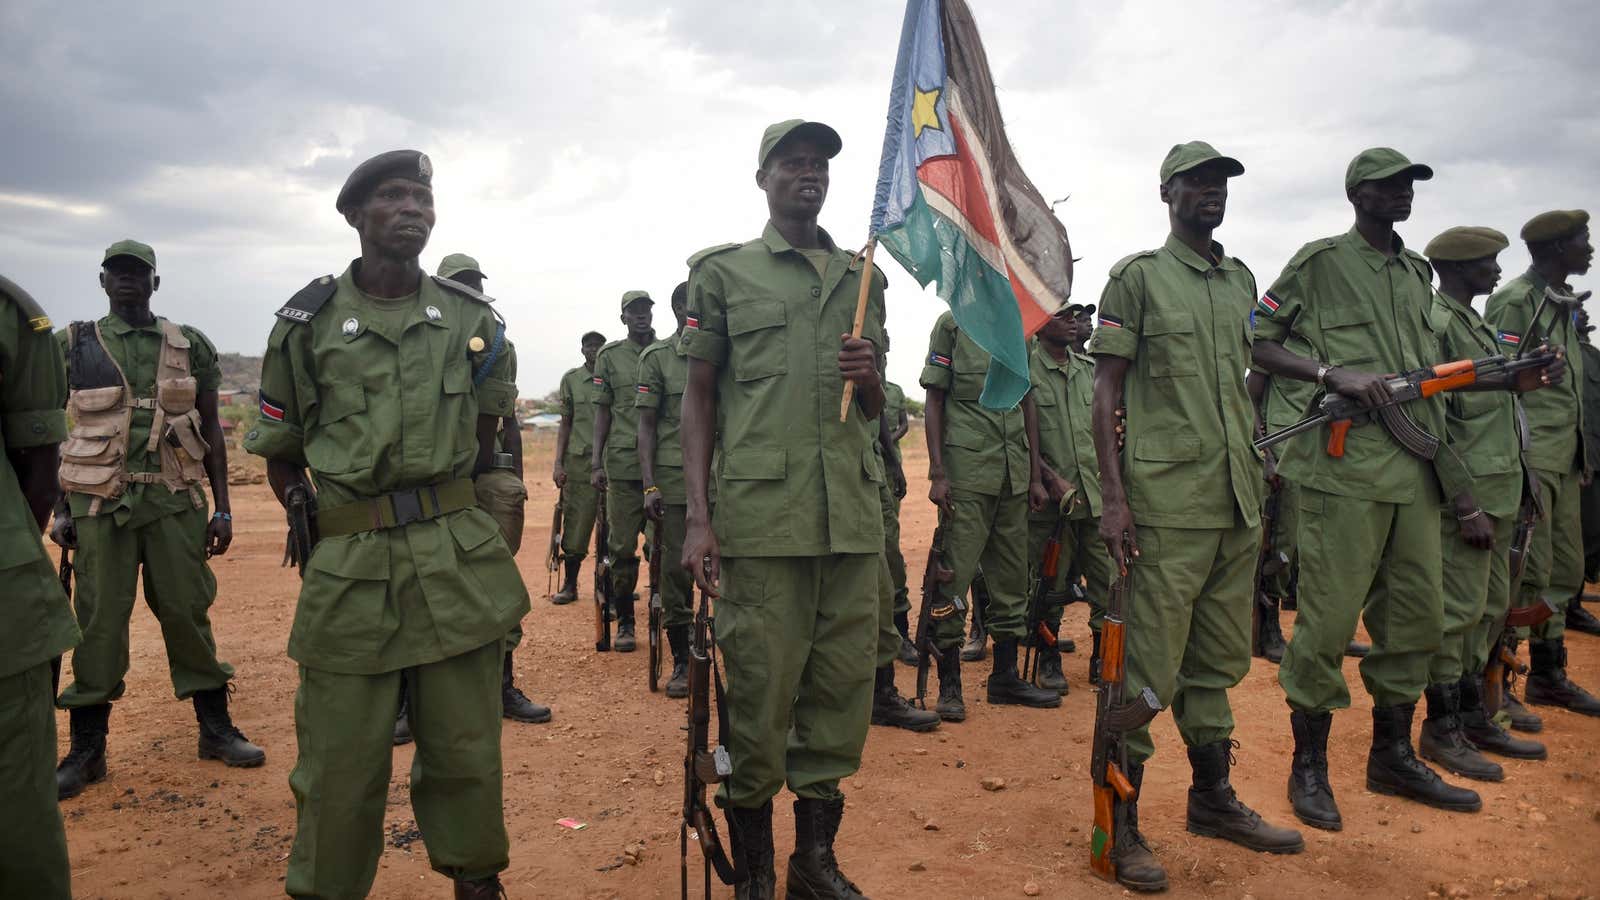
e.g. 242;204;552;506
912;86;943;138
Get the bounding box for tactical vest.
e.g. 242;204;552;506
59;318;209;513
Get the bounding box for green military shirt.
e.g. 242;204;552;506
882;380;907;465
1;296;79;678
635;334;688;505
1484;270;1587;475
57;315;220;525
1028;342;1102;518
681;224;887;558
1088;233;1261;529
593;336;653;481
920;310;1030;497
558;364;599;460
1430;293;1522;519
1580;340;1600;473
1254;227;1472;505
244;266;525;673
1261;333;1319;434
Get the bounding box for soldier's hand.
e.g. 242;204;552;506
1458;511;1494;550
206;514;233;558
1324;366;1390;407
1114;406;1127;451
1584;470;1594;489
553;463;568;489
1044;472;1074;504
49;512;76;549
928;474;953;514
1027;478;1049;513
1516;345;1565;391
838;335;880;388
683;517;720;598
644;491;665;522
1262;447;1281;489
590;467;607;490
1099;499;1139;574
890;464;908;499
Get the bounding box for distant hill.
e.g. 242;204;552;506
218;353;262;392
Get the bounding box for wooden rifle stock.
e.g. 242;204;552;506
681;560;745;897
593;495;612;652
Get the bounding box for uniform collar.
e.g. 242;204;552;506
1162;233;1236;273
1344;226;1411;272
1035;343;1072;372
1520;267;1550;297
101;312;161;336
761;221;840;257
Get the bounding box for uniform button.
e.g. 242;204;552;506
32;422;45;434
246;430;259;441
811;287;821;298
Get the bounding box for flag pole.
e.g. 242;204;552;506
839;236;878;422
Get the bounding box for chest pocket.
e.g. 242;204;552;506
664;356;688;421
1320;306;1379;368
1143;310;1197;377
1449;390;1503;421
951;339;988;402
727;299;788;382
307;383;370;474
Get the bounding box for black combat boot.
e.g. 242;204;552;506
729;800;776;900
1287;709;1340;831
1254;595;1285;664
56;703;110;800
1458;672;1545;760
986;639;1061;708
960;611;987;662
501;652;552;723
1344;640;1370;658
1418;681;1502;782
394;680;413;746
1089;629;1103;686
1111;763;1167;893
1366;703;1481;812
786;797;867;900
893;610;918;666
194;687;266;768
935;647;965;722
1035;645;1069;694
614;593;638;652
1567;594;1600;637
1185;740;1304;853
551;556;582;605
453;874;505;899
870;664;940;732
1525;638;1600;716
665;624;691;699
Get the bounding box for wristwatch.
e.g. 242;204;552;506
1315;363;1332;387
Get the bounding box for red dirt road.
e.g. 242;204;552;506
54;429;1600;899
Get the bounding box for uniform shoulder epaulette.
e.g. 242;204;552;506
1233;256;1255;283
1107;249;1160;279
685;242;743;269
275;275;338;323
1427;292;1455;334
431;274;496;304
637;339;671;362
1283;237;1341;271
0;272;53;332
597;338;630;356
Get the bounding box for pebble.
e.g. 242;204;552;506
923;821;940;831
1529;811;1548;824
908;862;926;872
1023;881;1042;897
1502;877;1528;894
981;776;1007;792
1444;885;1469;899
1410;824;1423;833
914;748;928;756
652;771;666;786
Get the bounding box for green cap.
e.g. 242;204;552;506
758;119;842;168
336;149;432;213
1520;209;1590;243
102;239;156;270
620;290;653;311
1344;147;1433;191
1424;226;1509;262
1158;141;1244;183
437;253;484;280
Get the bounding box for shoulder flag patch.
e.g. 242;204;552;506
592;375;605;386
685;315;700;330
1497;331;1521;346
259;395;285;422
1099;314;1124;329
1257;292;1281;315
636;383;653;395
928;351;952;368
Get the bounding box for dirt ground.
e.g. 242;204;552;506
54;426;1600;899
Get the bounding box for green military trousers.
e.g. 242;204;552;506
876;551;901;668
0;662;72;900
1279;482;1444;712
1522;466;1584;641
1432;513;1516;683
1028;511;1112;636
931;486;1030;649
1263;479;1300;601
560;452;601;562
716;554;877;808
605;478;647;610
58;503;234;707
881;481;909;618
1123;523;1255;765
657;504;693;629
476;470;529;650
286;639;508;899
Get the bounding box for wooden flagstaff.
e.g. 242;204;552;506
839;236;878;422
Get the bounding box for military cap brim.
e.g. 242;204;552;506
759;120;843;168
336;149;433;213
1424;226;1509;262
1521;209;1590;244
102;238;157;271
620;289;654;311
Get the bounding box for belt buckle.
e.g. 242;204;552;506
390;489;424;526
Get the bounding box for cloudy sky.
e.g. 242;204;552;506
2;0;1595;398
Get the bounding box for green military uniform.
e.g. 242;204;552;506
681;222;886;808
1580;339;1600;580
921;310;1033;648
1260;339;1318;602
1028;340;1112;634
593;333;653;614
881;380;910;620
0;284;79;899
55;315;235;709
557;364;601;562
635;334;693;629
1257;229;1472;712
1484;270;1588;640
245;264;528;897
1089;233;1263;763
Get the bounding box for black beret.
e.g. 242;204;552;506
336;149;432;213
1521;209;1590;244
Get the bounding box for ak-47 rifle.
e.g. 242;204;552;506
594;495;613;652
680;558;745;898
647;519;664;693
547;487;565;596
914;512;960;708
1089;533;1163;883
1252;479;1291;661
1022;493;1074;684
283;482;318;578
53;548;72;695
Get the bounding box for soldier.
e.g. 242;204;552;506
1421;226;1557;779
636;282;695;698
1483;209;1600;717
245;150;527;898
50;239;263;801
1089;141;1303;891
591;291;656;651
1575;304;1600;636
1030;303;1112;692
922;311;1060;721
680;119;887;899
880;357;918;666
0;275;80;899
551;330;607;605
1253;148;1493;826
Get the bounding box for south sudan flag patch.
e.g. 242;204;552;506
636;383;652;395
1257;292;1281;315
928;352;952;368
1497;331;1520;345
259;395;285;422
685;315;700;330
1099;313;1124;329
